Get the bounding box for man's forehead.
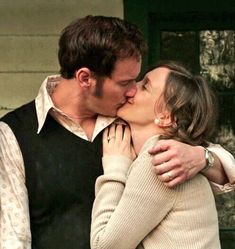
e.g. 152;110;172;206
111;57;142;80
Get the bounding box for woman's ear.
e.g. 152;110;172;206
155;112;174;128
75;68;95;89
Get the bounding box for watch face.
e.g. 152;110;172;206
208;151;214;165
202;148;214;172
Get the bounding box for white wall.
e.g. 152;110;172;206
0;0;123;117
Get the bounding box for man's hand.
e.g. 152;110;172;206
148;139;206;188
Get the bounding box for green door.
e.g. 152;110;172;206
124;1;235;247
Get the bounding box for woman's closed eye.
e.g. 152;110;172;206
140;77;149;90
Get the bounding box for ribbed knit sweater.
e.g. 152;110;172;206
91;135;221;249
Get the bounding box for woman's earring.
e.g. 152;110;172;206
154;118;160;125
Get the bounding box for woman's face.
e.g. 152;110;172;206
117;67;170;126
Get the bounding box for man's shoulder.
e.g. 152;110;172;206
1;101;35;120
0;101;36;132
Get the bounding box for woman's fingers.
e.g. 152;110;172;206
105;124;116;143
102;127;109;146
123;125;131;144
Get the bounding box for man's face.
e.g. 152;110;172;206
117;67;170;125
88;57;141;117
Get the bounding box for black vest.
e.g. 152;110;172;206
1;101;103;249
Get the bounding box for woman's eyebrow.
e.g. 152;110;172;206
143;76;150;85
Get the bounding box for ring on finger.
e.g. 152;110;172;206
167;172;173;181
107;135;116;142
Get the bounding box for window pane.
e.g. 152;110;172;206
199;30;235;231
161;31;199;72
200;30;235;153
200;30;235;90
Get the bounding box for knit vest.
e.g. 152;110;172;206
1;101;103;249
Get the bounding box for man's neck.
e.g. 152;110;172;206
69;116;97;141
80;117;97;140
51;77;98;140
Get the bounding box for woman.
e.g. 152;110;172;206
91;61;221;249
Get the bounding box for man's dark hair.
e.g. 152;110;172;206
58;15;147;79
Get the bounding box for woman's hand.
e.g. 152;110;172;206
103;124;136;160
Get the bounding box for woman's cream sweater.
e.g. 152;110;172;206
91;136;221;249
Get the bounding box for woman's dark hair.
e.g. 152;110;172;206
152;61;218;147
58;15;147;79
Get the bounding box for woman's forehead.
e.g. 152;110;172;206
146;67;170;88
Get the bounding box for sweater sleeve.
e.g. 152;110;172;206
90;152;176;249
207;143;235;194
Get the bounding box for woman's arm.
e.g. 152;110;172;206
91;125;175;249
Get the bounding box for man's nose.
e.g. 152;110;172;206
125;84;137;97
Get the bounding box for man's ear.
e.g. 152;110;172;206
75;68;95;88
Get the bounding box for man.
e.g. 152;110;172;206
0;15;234;249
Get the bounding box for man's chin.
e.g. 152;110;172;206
101;110;117;118
116;109;126;119
102;105;126;117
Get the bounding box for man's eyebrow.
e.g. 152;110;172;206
118;79;136;84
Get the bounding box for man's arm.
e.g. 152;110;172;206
148;139;235;191
0;122;31;249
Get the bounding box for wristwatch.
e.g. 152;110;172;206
201;148;215;172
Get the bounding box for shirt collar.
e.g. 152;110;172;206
35;75;115;141
35;75;61;134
